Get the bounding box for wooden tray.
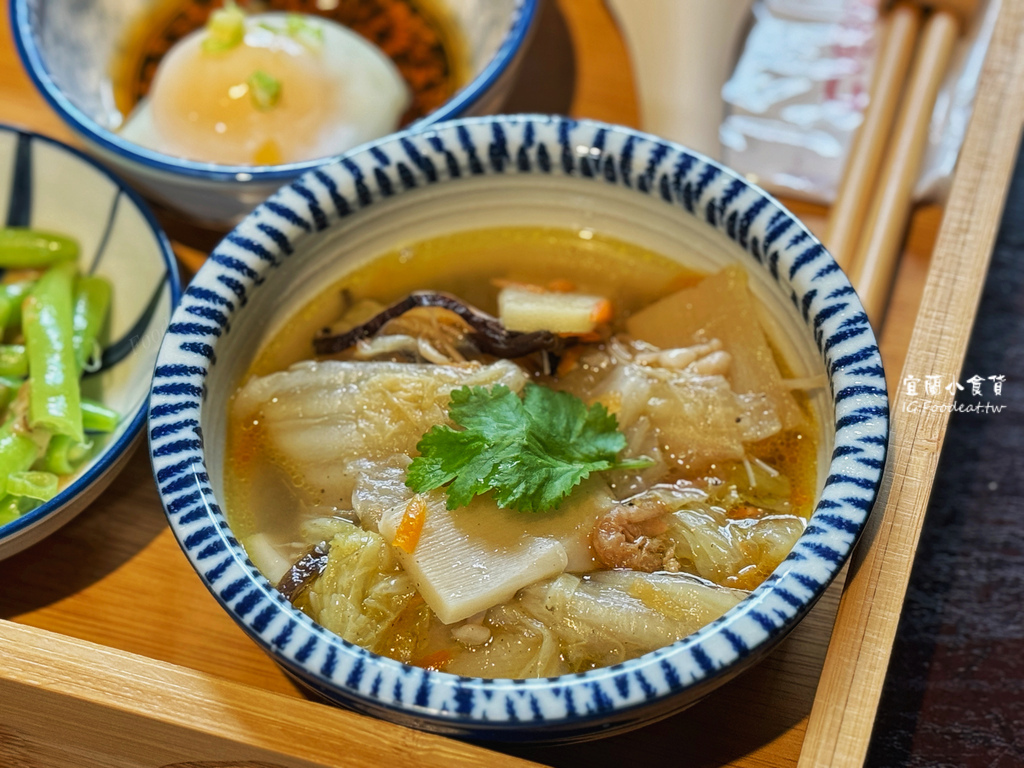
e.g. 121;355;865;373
2;1;1022;765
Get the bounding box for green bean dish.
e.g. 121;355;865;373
0;227;119;525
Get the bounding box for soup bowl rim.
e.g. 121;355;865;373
9;0;540;183
148;113;889;737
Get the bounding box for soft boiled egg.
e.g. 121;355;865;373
120;7;411;166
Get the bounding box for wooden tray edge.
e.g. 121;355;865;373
799;1;1024;765
0;619;539;768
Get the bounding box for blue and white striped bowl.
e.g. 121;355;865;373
0;125;180;561
11;0;539;228
149;115;888;742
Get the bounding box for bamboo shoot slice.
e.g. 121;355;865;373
379;492;580;624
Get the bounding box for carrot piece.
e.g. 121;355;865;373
556;345;585;377
413;649;452;671
589;298;614;325
547;278;576;293
393;496;427;554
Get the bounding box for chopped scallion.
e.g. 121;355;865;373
286;14;323;46
203;0;246;53
248;70;282;111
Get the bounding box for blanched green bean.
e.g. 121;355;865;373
72;275;112;372
2;280;36;332
40;434;94;475
0;344;28;378
7;470;58;501
0;421;41;497
0;496;16;525
0;494;29;525
0;375;21;415
0;228;120;504
0;226;118;511
0;291;12;337
81;399;119;433
23;262;83;442
0;228;78;268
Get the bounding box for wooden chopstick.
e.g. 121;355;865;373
849;9;961;326
824;2;923;270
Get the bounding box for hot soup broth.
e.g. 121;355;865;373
224;226;824;679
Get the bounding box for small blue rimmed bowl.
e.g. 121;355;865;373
149;115;888;742
10;0;539;229
0;125;180;561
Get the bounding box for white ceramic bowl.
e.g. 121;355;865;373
0;125;180;561
11;0;538;229
150;115;888;742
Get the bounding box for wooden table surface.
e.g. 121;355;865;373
1;1;1015;766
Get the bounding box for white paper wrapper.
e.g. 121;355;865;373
719;0;1001;205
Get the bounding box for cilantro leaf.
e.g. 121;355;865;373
408;386;523;509
406;383;650;512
